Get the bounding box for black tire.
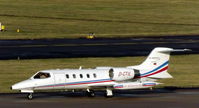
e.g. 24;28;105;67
90;92;95;97
86;91;95;97
27;93;33;100
104;92;113;98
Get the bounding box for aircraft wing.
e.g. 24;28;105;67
88;83;115;89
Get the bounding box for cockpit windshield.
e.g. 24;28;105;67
33;72;51;79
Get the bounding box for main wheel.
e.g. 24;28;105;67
104;88;113;98
86;90;95;97
104;92;113;98
90;91;95;97
27;93;33;100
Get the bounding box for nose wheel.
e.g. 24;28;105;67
27;93;33;100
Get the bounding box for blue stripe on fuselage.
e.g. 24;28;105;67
37;78;112;88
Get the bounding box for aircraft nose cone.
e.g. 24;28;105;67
11;84;19;90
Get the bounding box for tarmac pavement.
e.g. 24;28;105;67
0;88;199;108
0;36;198;59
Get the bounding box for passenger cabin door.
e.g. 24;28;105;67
54;74;66;89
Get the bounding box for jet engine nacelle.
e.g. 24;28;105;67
109;68;136;81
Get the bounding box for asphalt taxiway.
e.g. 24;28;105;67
0;88;199;108
0;36;198;59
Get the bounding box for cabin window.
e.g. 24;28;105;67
93;73;97;78
34;72;50;79
66;74;69;79
80;74;83;78
109;69;114;79
73;74;76;78
87;74;90;78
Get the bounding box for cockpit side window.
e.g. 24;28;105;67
34;72;50;79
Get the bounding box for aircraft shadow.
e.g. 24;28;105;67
13;88;176;99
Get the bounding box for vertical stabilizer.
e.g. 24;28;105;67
138;47;174;78
128;47;190;79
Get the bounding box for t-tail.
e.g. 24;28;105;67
133;47;191;79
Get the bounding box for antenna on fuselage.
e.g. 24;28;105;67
79;66;82;70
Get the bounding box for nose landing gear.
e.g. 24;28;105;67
27;93;33;100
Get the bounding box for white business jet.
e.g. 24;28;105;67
11;47;190;99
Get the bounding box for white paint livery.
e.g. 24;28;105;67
11;47;190;99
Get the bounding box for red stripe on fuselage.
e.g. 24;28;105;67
143;84;155;86
37;80;114;88
66;80;113;86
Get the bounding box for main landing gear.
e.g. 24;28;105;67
86;88;113;97
27;93;33;100
104;88;113;97
86;89;95;97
